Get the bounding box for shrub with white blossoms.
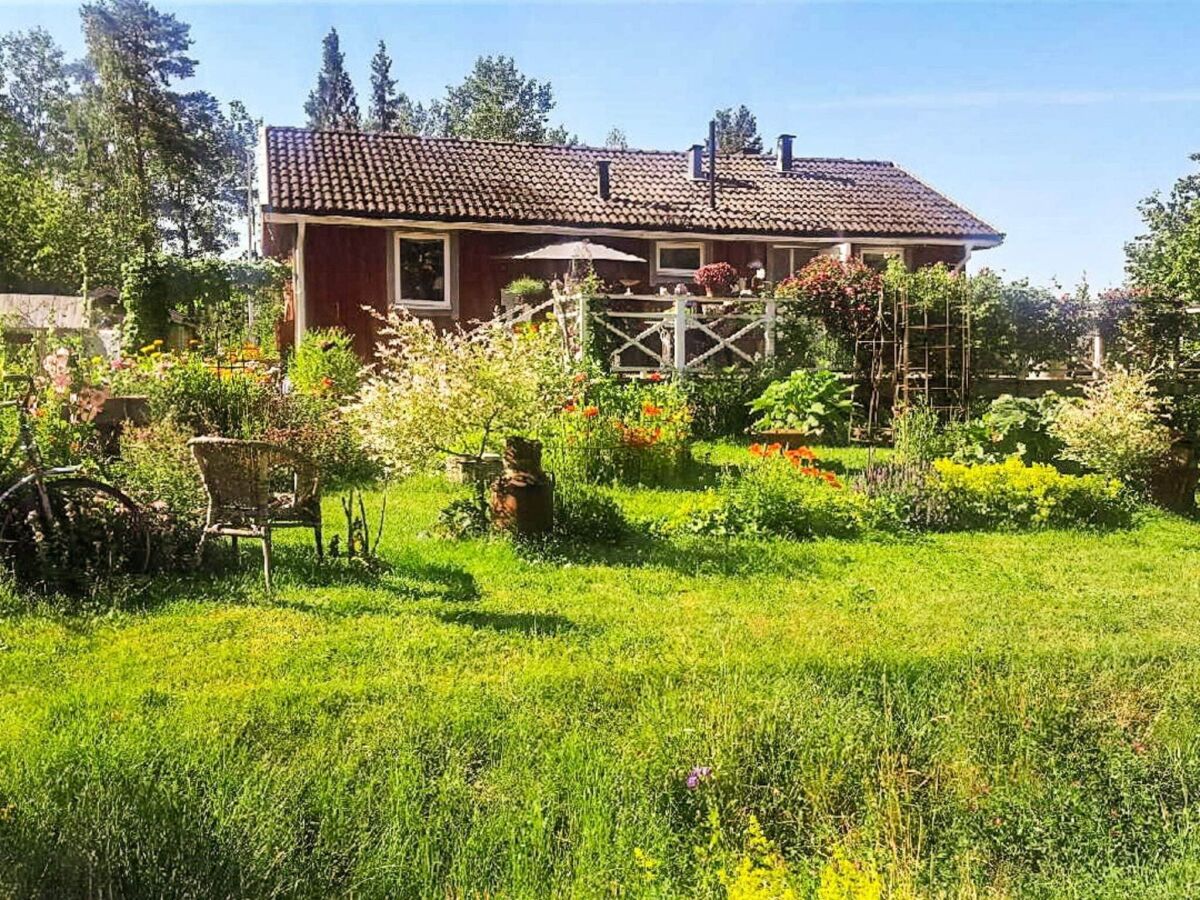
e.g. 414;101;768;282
344;309;571;477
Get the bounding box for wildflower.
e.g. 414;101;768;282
562;401;577;413
572;371;588;384
320;376;334;390
642;403;663;417
583;406;599;418
647;371;664;382
766;442;783;456
686;765;713;790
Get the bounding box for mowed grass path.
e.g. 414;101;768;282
2;448;1200;897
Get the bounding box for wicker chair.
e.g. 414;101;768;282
188;437;322;590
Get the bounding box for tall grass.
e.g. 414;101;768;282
1;454;1199;897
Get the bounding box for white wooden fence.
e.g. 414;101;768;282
572;294;778;374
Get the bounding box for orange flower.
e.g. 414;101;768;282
647;372;664;382
748;442;765;457
583;405;599;418
572;372;588;384
563;401;577;413
643;403;663;417
766;442;783;456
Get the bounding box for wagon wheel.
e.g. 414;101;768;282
0;477;151;591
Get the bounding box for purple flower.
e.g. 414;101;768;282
686;766;713;790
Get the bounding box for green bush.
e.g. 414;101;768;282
891;400;954;465
552;482;627;543
954;394;1067;465
747;369;853;440
545;371;693;486
115;419;207;571
665;457;864;540
146;355;271;438
288;328;361;399
435;496;490;539
854;462;952;532
678;363;780;438
932;457;1133;530
1050;370;1176;493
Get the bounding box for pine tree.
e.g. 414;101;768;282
714;105;763;154
604;127;628;150
437;55;568;143
367;41;396;131
304;28;359;131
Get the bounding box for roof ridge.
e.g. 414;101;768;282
264;125;899;166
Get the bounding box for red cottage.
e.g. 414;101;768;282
260;127;1003;357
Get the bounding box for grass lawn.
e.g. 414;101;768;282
2;443;1200;897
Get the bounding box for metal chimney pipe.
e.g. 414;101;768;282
687;144;704;180
708;119;717;210
597;159;611;200
777;134;795;172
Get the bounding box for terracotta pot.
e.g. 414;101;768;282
491;437;554;535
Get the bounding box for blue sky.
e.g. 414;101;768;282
3;0;1199;290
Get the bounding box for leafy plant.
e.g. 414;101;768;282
932;457;1133;529
346;310;571;477
503;276;547;302
891;399;954;465
954;393;1067;465
748;369;853;440
854;462;952;532
435;496;490;539
551;482;627;543
1049;369;1175;493
678;363;781;439
288;328;361;399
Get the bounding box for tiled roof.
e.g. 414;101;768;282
263;127;1002;243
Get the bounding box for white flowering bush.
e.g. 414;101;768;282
345;310;571;477
1050;369;1175;492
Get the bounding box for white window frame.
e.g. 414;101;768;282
394;231;451;311
769;244;821;281
859;246;907;271
654;240;706;278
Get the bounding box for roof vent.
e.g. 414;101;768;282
687;143;704;180
776;134;795;173
597;159;611;200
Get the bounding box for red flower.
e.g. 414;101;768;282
642;403;662;417
647;372;664;382
583;406;599;418
563;401;577;413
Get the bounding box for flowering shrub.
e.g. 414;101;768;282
288;328;361;399
663;449;864;539
854;462;952;532
747;369;854;440
694;262;738;295
931;457;1133;529
1049;369;1175;493
774;256;882;345
547;370;693;485
346;310;570;477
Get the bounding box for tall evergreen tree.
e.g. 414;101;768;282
604;127;628;150
81;0;196;249
366;41;398;132
713;104;763;154
305;28;360;130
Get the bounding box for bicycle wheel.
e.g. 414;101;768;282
0;476;150;591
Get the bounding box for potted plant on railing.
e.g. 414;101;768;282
501;276;548;310
694;262;738;298
747;369;855;447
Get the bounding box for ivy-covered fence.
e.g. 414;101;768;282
120;251;289;355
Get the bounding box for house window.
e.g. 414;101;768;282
768;246;819;283
655;241;704;278
860;248;905;273
395;232;450;309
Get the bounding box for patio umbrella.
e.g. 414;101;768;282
506;239;646;263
